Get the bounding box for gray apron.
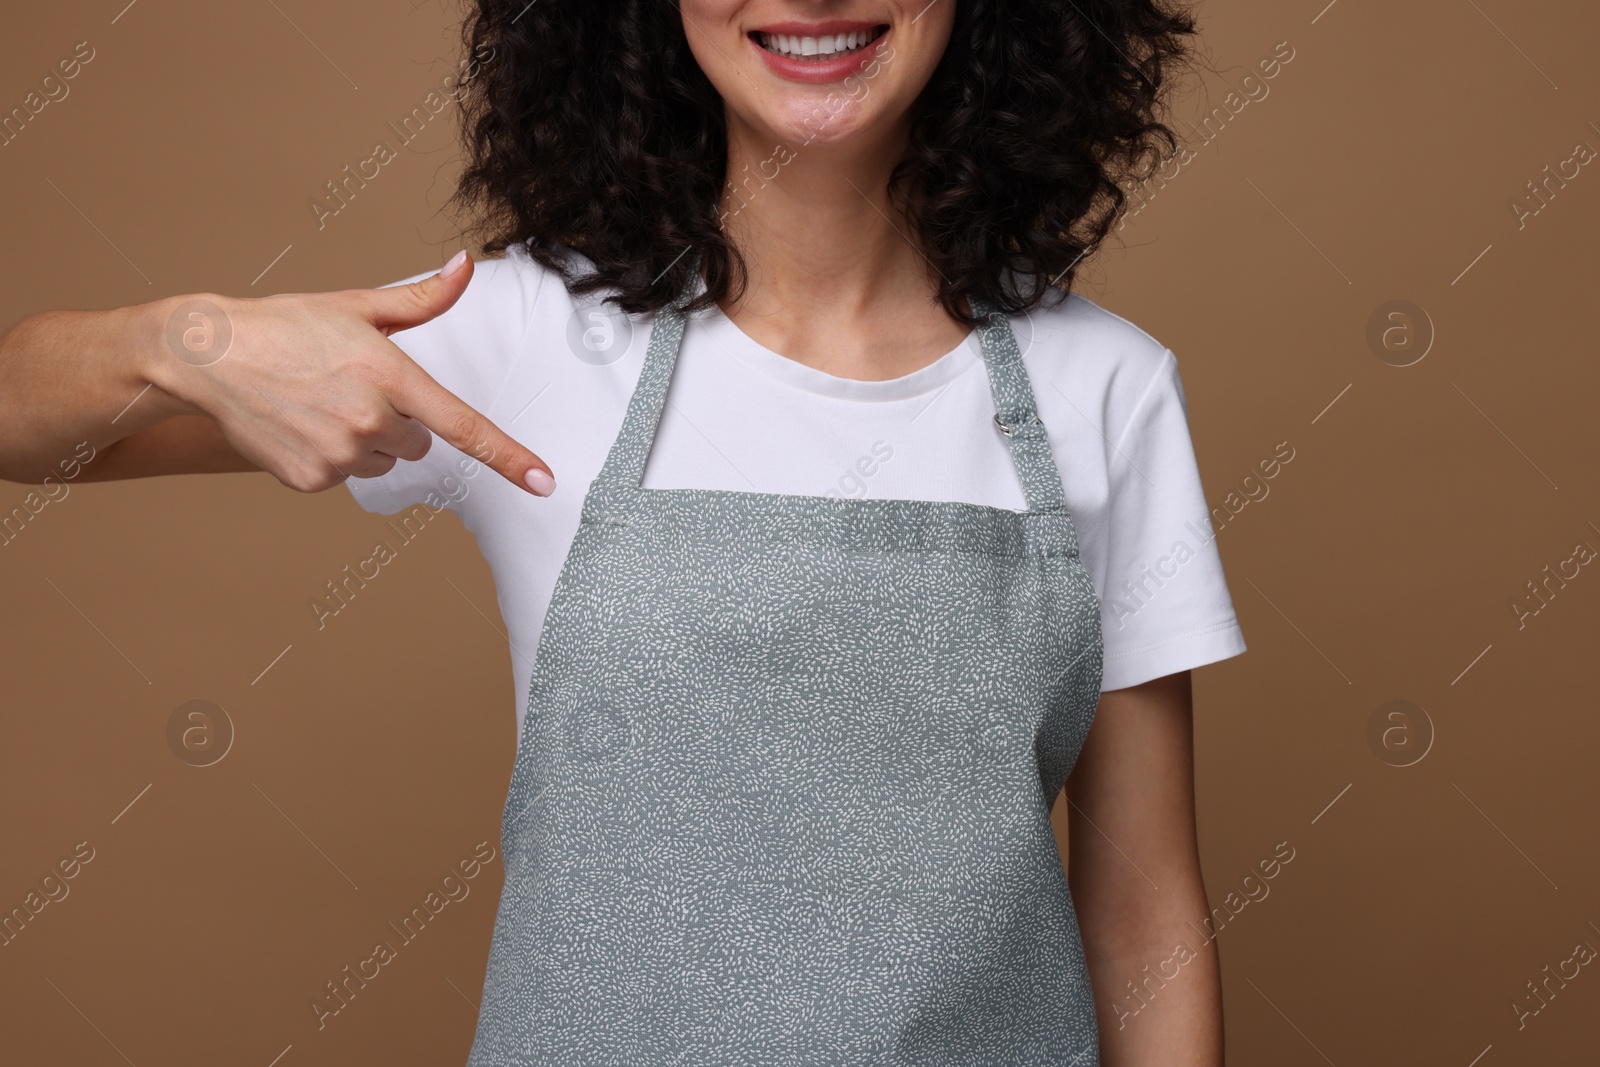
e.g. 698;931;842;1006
466;263;1105;1066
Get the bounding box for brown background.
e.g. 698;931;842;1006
2;1;1597;1064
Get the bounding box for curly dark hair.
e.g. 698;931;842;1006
445;0;1201;326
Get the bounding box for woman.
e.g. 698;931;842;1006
0;0;1243;1062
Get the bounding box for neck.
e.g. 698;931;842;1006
719;113;941;313
713;115;967;379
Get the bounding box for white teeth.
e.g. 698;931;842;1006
757;27;882;60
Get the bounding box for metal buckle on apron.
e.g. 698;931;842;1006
993;411;1042;437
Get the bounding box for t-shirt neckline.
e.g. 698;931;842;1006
688;302;982;402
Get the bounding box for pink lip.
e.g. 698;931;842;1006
748;23;891;85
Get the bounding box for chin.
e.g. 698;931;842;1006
760;94;882;150
681;2;952;158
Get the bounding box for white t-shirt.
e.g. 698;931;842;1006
346;245;1247;746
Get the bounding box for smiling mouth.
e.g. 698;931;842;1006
751;25;889;61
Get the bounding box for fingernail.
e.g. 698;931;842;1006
441;250;468;278
524;468;556;496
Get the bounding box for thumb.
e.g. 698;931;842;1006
362;250;475;336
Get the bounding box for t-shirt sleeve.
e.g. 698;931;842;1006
342;250;545;516
1096;348;1247;690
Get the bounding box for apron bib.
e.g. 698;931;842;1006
467;264;1105;1066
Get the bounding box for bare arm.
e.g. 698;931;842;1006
0;253;555;494
1066;670;1225;1066
0;297;205;483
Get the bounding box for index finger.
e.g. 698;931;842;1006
385;359;555;496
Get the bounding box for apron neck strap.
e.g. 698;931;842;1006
968;296;1068;512
592;253;1068;514
590;251;700;496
